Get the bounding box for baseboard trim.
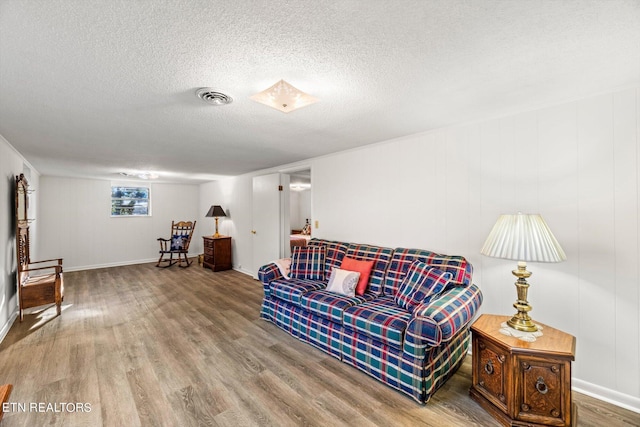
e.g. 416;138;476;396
233;266;254;277
0;308;18;345
573;378;640;414
63;258;160;272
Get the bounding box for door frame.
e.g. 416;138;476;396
279;164;312;257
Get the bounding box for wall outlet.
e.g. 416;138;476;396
314;220;319;228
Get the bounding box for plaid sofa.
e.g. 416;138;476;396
259;239;483;404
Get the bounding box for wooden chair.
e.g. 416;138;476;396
17;227;64;322
156;220;196;268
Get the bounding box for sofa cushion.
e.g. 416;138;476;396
300;290;377;324
271;278;326;306
339;257;374;296
326;268;360;297
395;262;452;312
343;296;411;349
345;243;393;295
384;248;473;296
290;246;326;281
307;239;348;273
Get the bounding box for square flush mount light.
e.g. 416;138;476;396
250;80;318;113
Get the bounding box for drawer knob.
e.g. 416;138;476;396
484;359;494;375
535;376;549;395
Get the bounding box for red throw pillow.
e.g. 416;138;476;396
340;257;374;296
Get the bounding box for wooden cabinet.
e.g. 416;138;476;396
202;236;232;272
470;314;576;427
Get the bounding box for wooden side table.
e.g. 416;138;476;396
469;314;576;427
202;236;232;272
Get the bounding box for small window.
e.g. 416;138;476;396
111;186;150;216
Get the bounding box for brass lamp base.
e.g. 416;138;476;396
507;261;538;332
212;218;220;238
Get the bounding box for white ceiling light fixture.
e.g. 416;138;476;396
196;88;233;105
290;183;311;191
119;171;159;180
250;80;318;113
137;172;159;180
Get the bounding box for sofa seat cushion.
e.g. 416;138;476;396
271;278;327;306
343;296;411;349
301;290;378;324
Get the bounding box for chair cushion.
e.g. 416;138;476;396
395;262;452;313
170;234;187;250
290;246;326;281
339;257;374;296
300;290;377;324
343;296;411;349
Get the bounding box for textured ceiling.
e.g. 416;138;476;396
1;0;639;183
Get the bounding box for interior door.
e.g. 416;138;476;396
252;173;290;278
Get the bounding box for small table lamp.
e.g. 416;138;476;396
206;205;226;238
481;213;566;332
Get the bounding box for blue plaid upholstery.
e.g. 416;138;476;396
345;243;393;295
395;263;452;312
290;246;326;280
271;278;326;306
423;330;470;401
258;242;483;404
260;296;275;321
271;298;302;338
301;290;377;324
298;311;345;359
384;248;473;296
343;296;410;349
404;284;483;356
341;328;425;401
307;239;348;273
258;262;283;298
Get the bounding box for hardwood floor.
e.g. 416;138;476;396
0;263;638;426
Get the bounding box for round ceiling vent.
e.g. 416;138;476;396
196;88;233;105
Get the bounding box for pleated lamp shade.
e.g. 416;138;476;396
481;213;566;263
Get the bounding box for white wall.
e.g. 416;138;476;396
0;135;39;342
201;88;640;411
38;177;200;270
199;176;254;275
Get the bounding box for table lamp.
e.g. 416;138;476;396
481;213;566;332
206;205;226;238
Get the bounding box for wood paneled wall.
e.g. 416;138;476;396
311;88;639;409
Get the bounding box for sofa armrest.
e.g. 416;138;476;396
258;262;284;297
403;284;483;356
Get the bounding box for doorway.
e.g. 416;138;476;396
250;168;311;278
288;169;312;239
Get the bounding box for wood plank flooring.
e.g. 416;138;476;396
0;263;638;426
